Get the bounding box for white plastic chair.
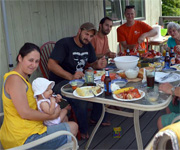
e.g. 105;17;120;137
0;113;79;150
145;115;180;150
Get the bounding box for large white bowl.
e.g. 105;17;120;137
114;56;139;71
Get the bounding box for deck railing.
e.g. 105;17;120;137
159;16;180;26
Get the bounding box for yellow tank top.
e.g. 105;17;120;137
0;71;47;149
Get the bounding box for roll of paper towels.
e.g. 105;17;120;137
149;24;163;41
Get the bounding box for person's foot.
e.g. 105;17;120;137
81;133;89;140
90;119;111;126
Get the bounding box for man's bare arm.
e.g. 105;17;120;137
48;58;73;80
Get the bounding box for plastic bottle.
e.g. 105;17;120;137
104;68;112;96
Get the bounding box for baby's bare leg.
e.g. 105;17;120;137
60;109;69;122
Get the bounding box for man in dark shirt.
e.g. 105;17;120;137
48;22;108;139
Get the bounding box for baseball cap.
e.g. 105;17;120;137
32;77;55;98
80;22;97;35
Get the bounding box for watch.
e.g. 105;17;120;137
171;87;175;95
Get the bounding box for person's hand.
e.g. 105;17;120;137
138;35;146;44
50;96;56;104
108;52;116;58
175;45;180;54
159;83;173;95
55;94;62;103
64;104;71;110
72;71;84;80
97;56;107;69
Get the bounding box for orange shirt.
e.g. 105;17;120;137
91;33;110;55
117;20;152;50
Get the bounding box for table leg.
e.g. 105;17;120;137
134;110;143;150
85;104;105;150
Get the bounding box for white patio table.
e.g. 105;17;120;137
61;81;172;150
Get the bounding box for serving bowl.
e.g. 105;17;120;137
114;56;139;71
125;67;139;79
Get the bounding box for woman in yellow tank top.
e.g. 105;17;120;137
0;43;78;149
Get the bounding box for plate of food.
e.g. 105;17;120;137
94;70;105;80
73;86;103;98
112;87;145;102
171;64;180;71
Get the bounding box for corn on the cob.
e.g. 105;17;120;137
113;87;134;95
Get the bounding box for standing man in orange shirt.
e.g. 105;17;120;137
117;5;157;52
91;17;116;59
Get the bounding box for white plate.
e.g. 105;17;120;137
94;70;105;80
113;90;145;102
73;86;104;98
171;64;180;71
155;72;180;83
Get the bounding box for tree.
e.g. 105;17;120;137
162;0;180;16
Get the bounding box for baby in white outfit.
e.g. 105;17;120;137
32;77;71;126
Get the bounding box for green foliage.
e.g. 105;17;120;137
162;0;180;16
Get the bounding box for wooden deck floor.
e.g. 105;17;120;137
78;109;166;150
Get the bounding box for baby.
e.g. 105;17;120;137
32;77;71;126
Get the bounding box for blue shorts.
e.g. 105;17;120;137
161;101;180;127
24;123;71;149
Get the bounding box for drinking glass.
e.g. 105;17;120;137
146;68;155;88
85;68;94;85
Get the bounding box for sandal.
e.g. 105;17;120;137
101;120;111;126
90;119;111;126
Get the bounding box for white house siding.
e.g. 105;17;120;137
0;0;161;112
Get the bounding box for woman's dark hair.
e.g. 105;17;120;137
16;42;40;63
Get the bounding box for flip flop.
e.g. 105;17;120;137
101;121;111;126
90;119;111;126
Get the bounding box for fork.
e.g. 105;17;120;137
160;72;173;81
89;89;96;97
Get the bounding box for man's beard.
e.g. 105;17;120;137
79;32;89;45
101;27;109;35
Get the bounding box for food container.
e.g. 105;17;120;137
125;67;139;79
114;56;139;71
111;79;128;88
146;91;159;103
69;79;85;90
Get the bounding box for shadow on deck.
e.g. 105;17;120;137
78;109;166;150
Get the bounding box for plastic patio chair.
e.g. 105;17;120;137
145;114;180;150
0;112;79;150
39;41;56;79
39;41;81;140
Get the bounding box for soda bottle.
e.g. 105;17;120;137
104;68;112;96
164;51;170;68
126;49;130;56
170;47;175;66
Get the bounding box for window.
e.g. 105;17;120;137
104;0;145;25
